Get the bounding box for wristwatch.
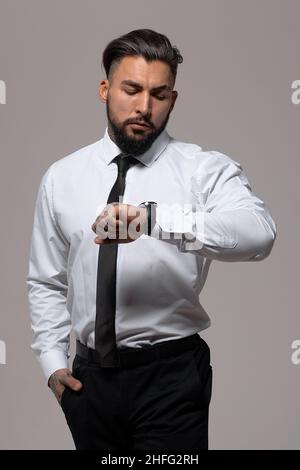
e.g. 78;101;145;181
138;201;157;236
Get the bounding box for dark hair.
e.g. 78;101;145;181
102;29;183;84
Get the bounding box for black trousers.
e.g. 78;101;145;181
60;335;212;451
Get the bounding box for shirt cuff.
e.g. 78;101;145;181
151;203;203;250
38;349;69;384
150;203;238;252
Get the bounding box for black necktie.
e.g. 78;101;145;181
95;153;139;367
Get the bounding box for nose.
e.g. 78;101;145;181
135;91;152;118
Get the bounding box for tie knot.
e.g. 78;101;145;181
115;154;139;175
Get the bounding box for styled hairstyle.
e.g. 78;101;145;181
102;28;183;84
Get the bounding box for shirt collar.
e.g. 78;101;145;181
102;126;171;167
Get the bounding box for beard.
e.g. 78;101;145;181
106;99;171;156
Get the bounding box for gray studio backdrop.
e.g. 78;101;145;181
0;0;299;450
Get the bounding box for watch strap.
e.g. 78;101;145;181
139;201;157;236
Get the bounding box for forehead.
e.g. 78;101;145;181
111;56;174;87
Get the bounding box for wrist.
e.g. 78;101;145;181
138;201;157;236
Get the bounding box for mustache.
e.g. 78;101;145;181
125;119;153;128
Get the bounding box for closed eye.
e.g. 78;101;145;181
125;89;137;95
123;89;167;100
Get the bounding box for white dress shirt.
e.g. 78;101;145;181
27;127;276;380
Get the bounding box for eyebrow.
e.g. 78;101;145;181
120;80;172;92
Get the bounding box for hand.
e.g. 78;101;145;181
91;203;148;245
48;368;83;405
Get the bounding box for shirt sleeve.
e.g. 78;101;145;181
26;165;71;382
151;151;277;261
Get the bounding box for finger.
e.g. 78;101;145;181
107;219;124;235
92;206;112;232
95;218;110;237
95;234;134;244
94;237;117;245
60;373;83;392
65;377;83;392
100;217;123;239
106;217;119;229
92;220;101;233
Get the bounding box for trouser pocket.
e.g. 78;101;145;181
189;341;213;408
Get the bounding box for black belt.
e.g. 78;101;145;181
76;333;202;368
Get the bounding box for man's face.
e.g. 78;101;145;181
99;56;178;155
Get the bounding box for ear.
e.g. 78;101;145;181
99;79;109;103
169;90;178;113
